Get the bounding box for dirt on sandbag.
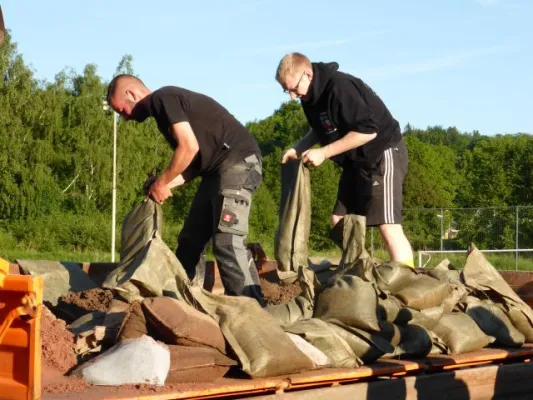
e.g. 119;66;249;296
56;288;114;322
260;278;302;306
41;307;78;374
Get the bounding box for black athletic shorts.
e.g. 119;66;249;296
333;139;408;226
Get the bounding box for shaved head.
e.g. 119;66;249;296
106;74;147;104
106;74;152;121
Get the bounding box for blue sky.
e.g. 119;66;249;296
3;0;532;135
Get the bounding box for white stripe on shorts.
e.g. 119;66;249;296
383;148;394;224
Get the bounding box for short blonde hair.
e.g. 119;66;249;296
275;52;312;84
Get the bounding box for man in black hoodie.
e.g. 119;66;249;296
275;52;414;267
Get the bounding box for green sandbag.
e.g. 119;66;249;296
426;260;463;286
190;287;315;378
377;294;403;323
283;318;362;368
377;320;402;347
382;324;433;359
394;274;452;311
432;311;495;354
102;200;191;303
266;296;313;326
463;244;533;343
502;305;533;343
327;322;394;364
314;275;379;332
373;262;418;293
465;296;524;347
274;160;311;284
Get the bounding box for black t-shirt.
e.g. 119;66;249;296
149;86;260;177
302;62;402;168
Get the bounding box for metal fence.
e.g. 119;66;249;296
368;206;533;270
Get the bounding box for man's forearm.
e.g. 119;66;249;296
159;147;197;186
294;128;319;155
322;131;377;159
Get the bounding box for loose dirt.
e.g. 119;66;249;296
260;278;302;306
56;288;113;321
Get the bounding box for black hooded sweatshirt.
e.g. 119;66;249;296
301;62;402;168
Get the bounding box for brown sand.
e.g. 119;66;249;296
41;307;78;374
57;288;113;319
260;278;302;306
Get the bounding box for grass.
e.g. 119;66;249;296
4;245;533;271
1;249;118;263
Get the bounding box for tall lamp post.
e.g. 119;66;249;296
103;100;118;262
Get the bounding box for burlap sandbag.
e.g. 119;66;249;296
394;274;452;311
166;345;237;384
327;322;394;363
266;266;320;325
118;301;148;341
190;287;315;377
377;294;403;323
426;260;463;286
142;297;226;354
464;296;524;347
463;244;533;343
103;200;191;303
373;262;419;293
266;296;314;326
274;160;311;284
407;306;445;330
283;318;362;368
432;312;495;354
382;324;433;359
314;275;379;332
377;320;402;347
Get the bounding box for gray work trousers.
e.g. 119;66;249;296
175;154;265;306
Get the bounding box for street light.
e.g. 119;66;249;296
436;211;444;252
103;100;118;262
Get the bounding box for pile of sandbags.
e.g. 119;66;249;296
266;242;533;367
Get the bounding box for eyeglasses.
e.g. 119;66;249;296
283;72;306;94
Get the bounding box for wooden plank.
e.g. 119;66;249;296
426;343;533;369
287;360;423;388
250;361;533;400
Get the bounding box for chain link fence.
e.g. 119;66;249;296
368;206;533;270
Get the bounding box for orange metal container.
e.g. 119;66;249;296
0;258;43;400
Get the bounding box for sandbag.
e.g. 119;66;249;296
407;306;445;330
283;318;362;368
442;284;468;313
266;296;313;326
382;324;433;359
190;287;315;377
426;260;463;286
16;259;97;306
503;306;533;343
463;245;533;343
377;320;402;347
327;322;394;363
118;301;148;341
314;275;379;332
142;297;226;354
373;262;418;293
394;275;451;310
432;312;494;354
339;214;371;270
286;333;330;367
166;345;237;383
465;296;524;347
102;200;191;303
274;160;311;284
377;294;403;323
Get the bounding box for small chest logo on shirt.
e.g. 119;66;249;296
319;112;337;135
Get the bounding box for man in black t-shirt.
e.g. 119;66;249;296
275;53;414;267
107;74;264;305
